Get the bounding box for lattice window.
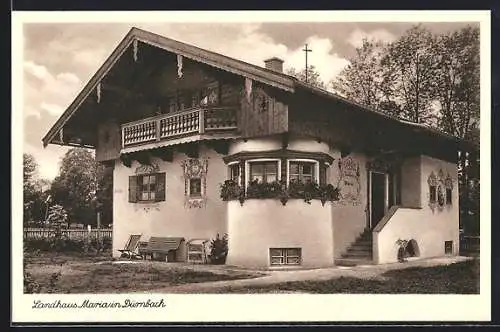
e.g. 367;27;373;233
269;248;302;266
249;161;278;183
289;161;315;184
182;158;209;208
128;172;166;203
445;241;453;255
229;163;241;185
445;174;453;205
428;171;438;204
189;178;202;197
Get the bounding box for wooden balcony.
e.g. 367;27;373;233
121;106;238;148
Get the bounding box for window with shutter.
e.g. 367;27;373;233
128;176;138;202
155;172;166;202
129;173;166;203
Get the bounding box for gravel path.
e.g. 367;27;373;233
138;256;472;294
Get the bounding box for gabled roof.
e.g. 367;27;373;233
42;27;295;147
42;27;478;152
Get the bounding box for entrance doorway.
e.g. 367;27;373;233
370;171;387;229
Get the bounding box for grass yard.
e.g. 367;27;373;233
218;259;480;294
24;252;262;294
24;252;479;294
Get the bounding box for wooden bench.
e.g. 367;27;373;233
139;237;185;261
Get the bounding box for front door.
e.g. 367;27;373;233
370;172;387;229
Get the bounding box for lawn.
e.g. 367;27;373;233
218;259;480;294
23;252;263;294
24;252;480;294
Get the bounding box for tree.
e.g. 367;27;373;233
328;23;480;235
23;153;39;225
381;25;439;124
50;148;98;226
286;65;326;89
95;163;113;227
330;39;392;112
432;26;480;141
49;148;113;227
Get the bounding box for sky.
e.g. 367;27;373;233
22;20;475;181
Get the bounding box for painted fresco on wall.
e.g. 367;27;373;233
135;162;160;174
336;156;361;206
181;158;209;208
427;168;454;213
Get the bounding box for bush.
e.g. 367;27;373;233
220;180;245;204
208;233;228;265
24;236;112;253
219;179;340;206
23;243;41;293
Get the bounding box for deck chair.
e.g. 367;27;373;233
118;234;143;259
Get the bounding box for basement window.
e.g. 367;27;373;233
270;248;302;266
445;241;453;255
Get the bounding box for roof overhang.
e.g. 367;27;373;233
293;80;479;153
42;27;478;155
42;27;295;148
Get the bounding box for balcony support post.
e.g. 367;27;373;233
121;127;125;149
156;118;161;142
199;109;205;134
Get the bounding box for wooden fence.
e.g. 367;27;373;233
24;228;112;240
460;235;480;256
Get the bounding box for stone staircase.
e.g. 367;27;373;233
335;229;374;267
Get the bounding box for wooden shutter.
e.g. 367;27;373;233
155;172;166;202
128;176;138;203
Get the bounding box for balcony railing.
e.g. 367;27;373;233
121;107;238;148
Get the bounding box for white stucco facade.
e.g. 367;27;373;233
373;155;459;264
226;199;334;268
112;144;228;258
111;135;460;268
329;152;369;259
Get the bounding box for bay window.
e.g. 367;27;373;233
289;161;316;184
287;159;320;185
249;161;278;183
229;163;241;185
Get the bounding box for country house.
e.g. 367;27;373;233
42;27;477;268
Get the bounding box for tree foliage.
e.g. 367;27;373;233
330;24;480;234
50;148;112;226
330;24;480;139
331;39;388;110
287;65;326;89
23;153;49;226
432;26;480;140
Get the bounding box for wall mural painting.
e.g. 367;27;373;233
135;163;160;174
181;158;209;208
367;158;392;173
428;169;453;213
336;156;361;206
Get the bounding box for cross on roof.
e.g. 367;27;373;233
302;44;312;83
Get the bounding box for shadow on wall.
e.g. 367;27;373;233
397;238;420;262
406;239;420;258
